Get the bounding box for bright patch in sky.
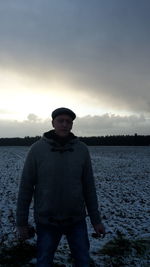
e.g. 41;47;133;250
0;69;80;120
0;68;127;121
0;68;147;124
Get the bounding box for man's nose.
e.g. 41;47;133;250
62;121;68;127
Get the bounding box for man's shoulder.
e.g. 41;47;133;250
28;138;45;153
75;139;89;152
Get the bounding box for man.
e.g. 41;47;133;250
16;107;105;267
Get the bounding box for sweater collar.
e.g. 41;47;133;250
43;130;77;146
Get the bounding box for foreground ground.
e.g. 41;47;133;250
0;146;150;266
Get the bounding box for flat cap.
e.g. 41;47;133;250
52;107;76;120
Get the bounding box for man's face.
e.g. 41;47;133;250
52;114;73;137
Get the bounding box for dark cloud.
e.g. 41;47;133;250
0;113;150;138
0;0;150;114
0;116;50;138
27;113;41;122
74;114;150;136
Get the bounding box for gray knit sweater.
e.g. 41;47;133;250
16;131;101;226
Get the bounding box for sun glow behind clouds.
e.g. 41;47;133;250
0;69;106;120
0;68;134;121
0;69;93;120
0;69;70;120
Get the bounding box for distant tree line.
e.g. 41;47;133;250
80;134;150;146
0;136;41;146
0;134;150;146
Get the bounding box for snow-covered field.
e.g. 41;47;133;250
0;146;150;266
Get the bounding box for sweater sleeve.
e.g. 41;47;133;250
16;147;36;226
82;149;101;225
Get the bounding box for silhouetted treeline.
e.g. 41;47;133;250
0;136;41;146
0;134;150;146
80;134;150;146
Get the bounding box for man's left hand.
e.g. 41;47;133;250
93;223;106;238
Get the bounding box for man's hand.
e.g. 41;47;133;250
17;225;35;240
93;223;106;238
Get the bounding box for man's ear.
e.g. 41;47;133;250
52;120;54;128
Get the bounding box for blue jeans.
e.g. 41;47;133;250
36;219;90;267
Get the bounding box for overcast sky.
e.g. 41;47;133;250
0;0;150;137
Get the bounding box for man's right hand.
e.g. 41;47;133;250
17;225;35;240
